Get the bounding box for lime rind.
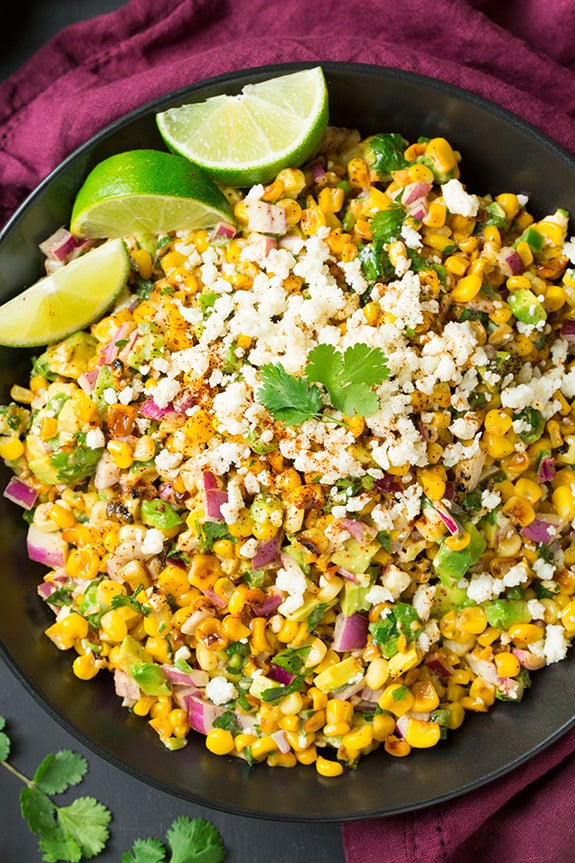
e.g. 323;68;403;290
155;67;329;186
70;150;234;239
0;238;130;347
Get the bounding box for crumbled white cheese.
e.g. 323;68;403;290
543;624;569;664
85;428;105;449
206;675;238;705
141;528;165;556
442;178;480;217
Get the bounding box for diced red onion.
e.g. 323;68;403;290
27;524;68;568
424;653;454;678
202;588;228;609
114;669;141;701
497;246;525;277
520;517;560;544
245;200;287;236
77;367;100;395
3;476;38;510
271;729;291;754
464;654;499;685
99;322;132;365
332;612;368;652
496;676;524;701
432;501;461;536
537;454;556;484
180;607;213;636
511;648;546;671
333;678;366;701
358;687;383;704
374;474;402;495
407;199;429;222
139;396;176;420
37;581;59;600
202;471;228;522
561;319;575;340
268;663;295;685
39;227;79;262
278;233;304;254
210;221;237;243
160;665;209;688
395;715;409;738
252;530;283;569
172;389;198;415
402;182;432;206
251;591;283;617
340;518;378;546
94;452;120;490
335;567;359;584
185;695;223;735
310;161;327;182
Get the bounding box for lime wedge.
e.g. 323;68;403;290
156;67;329;186
70;149;234;239
0;238;130;347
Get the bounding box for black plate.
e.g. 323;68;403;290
1;62;574;821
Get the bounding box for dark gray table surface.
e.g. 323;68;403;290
0;3;347;860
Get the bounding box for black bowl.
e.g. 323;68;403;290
1;62;574;821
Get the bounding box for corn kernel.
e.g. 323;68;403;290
72;652;99;680
343;724;374;751
315;756;344;777
206;728;235;756
0;437;24;461
404;718;441;749
378;683;414;716
451;273;482;303
484;432;515;459
494;651;521;678
507;623;545;647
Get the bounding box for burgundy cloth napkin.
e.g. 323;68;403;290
2;1;575;861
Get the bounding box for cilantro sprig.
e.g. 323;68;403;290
0;716;111;862
121;815;226;863
257;343;389;426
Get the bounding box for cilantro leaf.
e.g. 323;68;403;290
121;838;167;863
306;344;389;417
166;816;226;863
39;832;83;863
257;362;323;425
33;750;87;795
367;133;408;178
370;203;406;246
20;786;58;837
196;521;234;552
56;796;112;859
0;716;10;762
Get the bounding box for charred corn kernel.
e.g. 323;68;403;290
502;495;536;527
0;437;24;461
516;241;534;266
72;653;99;680
342;724;374;752
131;434;155;462
100;609;128;642
341;241;358;262
405;718;441;749
189;553;221;591
494;652;521;678
484;409;513;436
227;512;254;539
96;579;126;607
488;302;513;325
483;225;501;246
195;642;219;671
303;710;326;733
60;613;89;640
277;198;303;226
560;600;575;633
444;254;469;276
384;735;411;757
388;645;420;678
66;546;100;580
544;285;566;312
158;564;190;600
325;699;354;726
425;137;458;174
495;193;520;219
372;712;395;742
469;678;495;707
318;186;344;214
424;200;447;227
365;657;390;691
444;531;471;551
250;736;278;760
227;585;249;616
131;247;153;279
551;485;575;521
132;695;155;717
221;615;251;642
536;219;564;245
261;177;284;202
484;432;515;459
315;756;344;777
106;439;134;469
451;272;482;303
348;157;370;187
411;680;440;713
506;275;531;292
250;617;272;654
445;701;465;730
363;300;383;327
308;687;328;711
513;477;543;505
379;683;415;716
419;468;446;502
508;623;545;647
206;728;235;756
458;606;488;635
388;240;407;269
276;167;306;198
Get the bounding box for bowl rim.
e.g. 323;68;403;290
1;59;575;822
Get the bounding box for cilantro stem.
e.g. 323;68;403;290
1;758;33;786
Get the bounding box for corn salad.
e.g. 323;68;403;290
3;127;575;774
